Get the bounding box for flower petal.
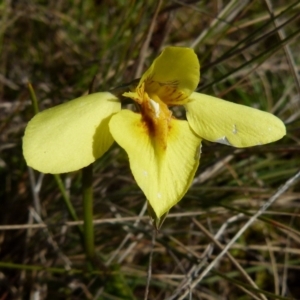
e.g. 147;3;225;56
109;110;201;218
185;92;286;147
23;92;120;173
139;47;200;105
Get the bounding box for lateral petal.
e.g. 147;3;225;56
139;47;200;105
185;92;286;147
23;92;120;173
109;110;201;218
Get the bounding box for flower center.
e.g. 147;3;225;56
123;83;172;152
149;98;160;118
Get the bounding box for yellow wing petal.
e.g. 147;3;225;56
139;47;200;105
109;110;201;218
23;92;120;173
185;92;286;147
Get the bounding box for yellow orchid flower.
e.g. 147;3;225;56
23;47;286;219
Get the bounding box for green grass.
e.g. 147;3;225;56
1;0;300;299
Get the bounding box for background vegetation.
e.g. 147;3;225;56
1;0;300;299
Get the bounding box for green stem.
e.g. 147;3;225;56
82;164;95;262
54;174;84;240
27;82;39;115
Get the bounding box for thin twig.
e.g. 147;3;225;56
105;202;147;266
264;0;300;95
144;229;156;300
0;211;207;230
265;236;280;296
193;218;267;300
82;164;95;262
28;167;42;215
190;0;250;48
178;170;300;299
29;207;72;270
135;0;162;78
167;213;246;300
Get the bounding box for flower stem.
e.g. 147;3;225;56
82;164;95;262
53;174;84;239
27;82;39;115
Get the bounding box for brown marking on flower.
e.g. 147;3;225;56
124;80;175;154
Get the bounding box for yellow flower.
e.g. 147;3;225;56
23;47;286;218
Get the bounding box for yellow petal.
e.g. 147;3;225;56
185;92;286;147
139;47;200;105
109;110;201;218
23;92;120;173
